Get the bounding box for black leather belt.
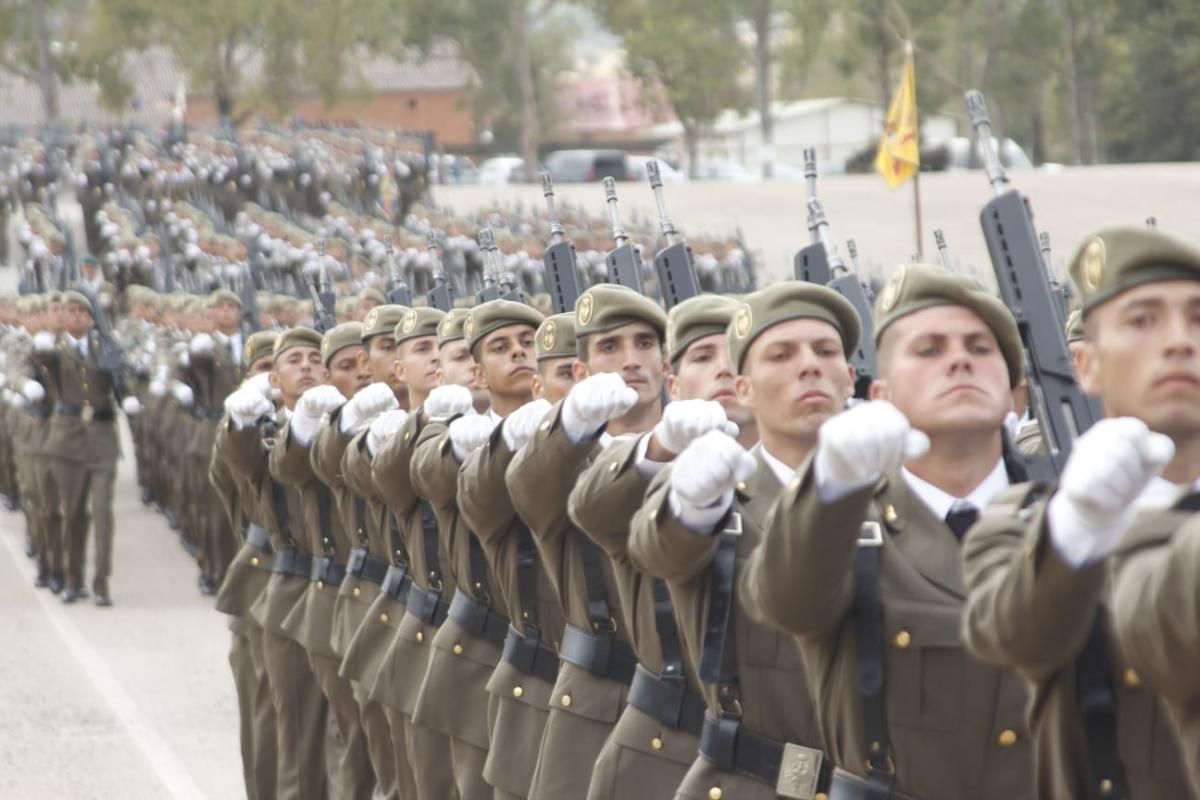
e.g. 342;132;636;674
245;523;272;553
405;584;448;626
699;713;831;800
628;664;706;737
828;769;918;800
347;547;389;585
381;565;412;603
55;402;115;422
191;406;224;421
310;556;347;587
271;548;313;579
559;623;638;685
502;625;559;685
447;588;509;649
26;406;50;418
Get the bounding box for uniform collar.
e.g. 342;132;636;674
900;457;1009;521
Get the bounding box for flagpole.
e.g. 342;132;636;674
907;40;923;260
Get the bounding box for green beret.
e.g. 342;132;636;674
536;313;578;362
667;294;739;366
81;255;99;267
273;326;323;358
728;282;861;374
466;299;544;354
63;290;93;314
208;288;243;310
1065;308;1084;343
875;264;1023;387
243;331;277;367
45;290;64;304
574;284;667;344
362;304;410;340
1069;226;1200;316
358;287;387;306
437;308;470;345
395;306;446;345
321;321;364;366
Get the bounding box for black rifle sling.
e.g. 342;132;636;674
514;521;540;636
652;576;686;686
850;520;894;796
316;484;336;557
418;499;443;589
575;530;613;630
354;497;369;548
698;514;742;709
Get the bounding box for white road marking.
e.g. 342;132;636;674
0;531;208;800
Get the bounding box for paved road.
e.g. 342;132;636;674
0;424;243;800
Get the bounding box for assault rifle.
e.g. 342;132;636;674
306;240;337;333
383;235;413;306
603;177;644;294
425;231;456;312
542;174;585;315
646;161;701;308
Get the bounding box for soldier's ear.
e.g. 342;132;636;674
734;374;752;409
571;359;589;382
869;378;891;402
666;373;681;402
472;362;488;391
1076;342;1101;395
530;373;545;400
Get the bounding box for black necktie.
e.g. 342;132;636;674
944;505;979;540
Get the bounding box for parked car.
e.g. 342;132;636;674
693;159;759;182
543;149;629;183
626;155;688;183
478;156;535;186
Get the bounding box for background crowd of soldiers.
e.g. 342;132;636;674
2;88;1200;800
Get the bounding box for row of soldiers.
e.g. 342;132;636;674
6;218;1191;800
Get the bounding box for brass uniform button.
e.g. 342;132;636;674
708;788;723;800
416;631;424;643
539;420;551;432
1099;778;1114;795
883;504;899;524
512;686;524;698
894;630;912;649
736;481;747;492
380;612;389;623
816;795;828;800
352;586;361;598
608;462;618;473
453;643;464;655
997;729;1018;747
560;694;572;708
1123;668;1141;687
250;557;259;567
316;580;324;590
650;736;663;751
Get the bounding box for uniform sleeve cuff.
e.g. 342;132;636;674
668;488;734;535
634;433;668;479
1046;492;1127;568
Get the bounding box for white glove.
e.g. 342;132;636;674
339;382;399;434
561;372;639;443
654;399;739;455
0;373;6;391
669;430;757;526
291;385;347;445
1048;417;1174;567
367;409;409;456
814;401;929;493
21;380;45;403
178;350;190;367
502;398;553;452
423;384;474;419
121;396;142;416
225;387;273;430
241;372;273;397
7;389;27;409
33;331;55;352
189;332;214;355
171;381;194;408
148;379;167;398
449;413;500;463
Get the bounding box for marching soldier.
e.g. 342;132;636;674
410;298;546;799
34;290;142;605
740;266;1035;799
964;228;1200;798
507;284;669;799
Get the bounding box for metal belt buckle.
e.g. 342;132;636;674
722;512;743;537
857;521;883;547
81;404;94;423
776;742;823;800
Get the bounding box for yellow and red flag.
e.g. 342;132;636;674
875;45;919;189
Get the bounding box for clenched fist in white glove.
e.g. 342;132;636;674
189;333;214;355
423;384;474;419
148;379;167;398
450;414;500;463
241;372;273;397
33;331;55;352
367;409;409;456
291;385;347;446
171;381;194;408
669;430;757;531
562;373;639;443
502;398;553;452
1048;417;1174;567
6;389;27;409
340;383;399;434
814;401;929;493
121;396;142;416
654;399;739;456
225;387;273;430
21;380;45;403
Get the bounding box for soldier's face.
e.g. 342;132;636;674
533;357;577;404
396;336;441;398
472;325;536;401
270;346;326;406
213;301;241;332
872;306;1012;436
329;345;370;398
670;332;751;428
576;322;667;411
738;318;854;443
246;355;273;377
65;303;92;337
436;340;477;390
363;334;401;390
1080;280;1200;438
46;302;64;333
